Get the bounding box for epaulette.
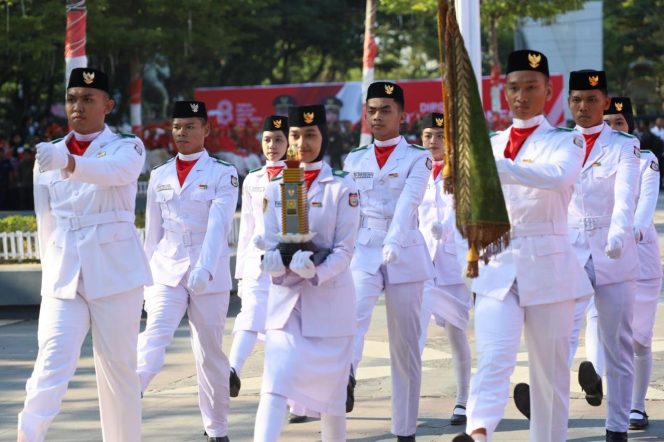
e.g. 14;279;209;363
554;127;574;132
409;144;426;151
120;133;137;138
489;131;499;138
270;175;283;182
152;157;175;170
332;169;349;178
248;166;262;174
350;145;368;153
214;158;232;166
616;130;636;139
50;137;64;143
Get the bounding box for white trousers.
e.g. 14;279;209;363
569;258;635;433
466;285;575;442
136;283;230;438
18;288;144;442
352;268;423;437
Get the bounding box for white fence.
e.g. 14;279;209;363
0;215;241;263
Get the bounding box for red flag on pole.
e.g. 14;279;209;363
359;0;377;146
65;1;87;86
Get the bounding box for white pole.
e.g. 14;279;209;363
455;0;482;102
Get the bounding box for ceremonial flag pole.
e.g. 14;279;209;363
359;0;377;146
437;0;510;277
64;0;87;85
130;57;143;135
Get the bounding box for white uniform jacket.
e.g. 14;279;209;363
472;118;593;306
263;163;360;338
234;165;281;281
343;137;434;283
34;126;152;300
418;173;465;286
568;124;641;285
634;150;662;281
144;150;239;293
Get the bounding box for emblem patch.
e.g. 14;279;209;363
82;71;95;85
425;157;432;171
573;136;583;148
528;53;541;69
650;161;659;172
349;192;359;207
190;103;199;113
231;175;238;187
588;75;599;87
303;112;314;124
134;144;143;155
615;102;623;112
384;84;394;95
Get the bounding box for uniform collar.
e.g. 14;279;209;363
374;135;402;147
512;114;545;129
576;122;605;135
177;149;205;161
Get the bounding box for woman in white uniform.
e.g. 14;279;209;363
254;104;360;442
417;113;472;427
229;115;288;395
585;97;662;430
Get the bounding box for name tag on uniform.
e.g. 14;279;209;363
157;184;172;192
353;172;373;179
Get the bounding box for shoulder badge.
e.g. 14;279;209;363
348;192;359;207
425;157;432;170
634;146;641;158
248;166;262;174
231;175;238;187
573;136;584;148
409;144;426;151
214;158;232;166
650;161;659;172
152;157;175;170
350;145;368;153
617;131;636;139
332;169;349;178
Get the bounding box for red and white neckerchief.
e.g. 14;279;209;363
66;129;103;156
302;161;323;190
503;115;544;161
374;135;402;169
576;123;604;166
265;160;285;181
175;150;205;186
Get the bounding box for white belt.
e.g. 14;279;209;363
163;230;206;247
510;221;567;237
360;216;392;231
569;216;612;231
56;210;134;231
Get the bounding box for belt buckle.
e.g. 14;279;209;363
68;216;81;231
182;231;192;246
583;217;595;230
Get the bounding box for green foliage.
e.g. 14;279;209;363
0;215;38;232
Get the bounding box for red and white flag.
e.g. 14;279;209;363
65;0;87;85
360;0;377;146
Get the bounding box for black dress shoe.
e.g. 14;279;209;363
452;434;474;442
629;409;649;430
346;373;356;413
450;404;467;426
229;368;241;398
208;437;229;442
605;429;627;441
578;361;603;406
513;382;531;420
396;435;415;442
288;413;308;424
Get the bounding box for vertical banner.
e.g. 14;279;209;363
130;57;143;135
64;0;87;86
359;0;377;146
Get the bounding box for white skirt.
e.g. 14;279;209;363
261;308;352;417
422;280;472;330
232;273;269;333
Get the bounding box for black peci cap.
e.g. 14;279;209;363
421;112;445;129
605;96;634;133
569;70;608;91
67;67;110;93
262;115;288;136
506;50;549;77
366;81;405;107
172;101;208;120
288;105;326;127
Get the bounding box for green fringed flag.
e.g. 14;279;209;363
437;0;510;277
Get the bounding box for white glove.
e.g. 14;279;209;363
187;268;211;294
382;242;399;265
605;235;623;259
261;250;286;277
430;222;445;240
36;142;68;172
252;234;266;251
289;250;316;279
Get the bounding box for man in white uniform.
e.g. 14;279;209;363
344;81;433;442
18;67;152;442
586;97;661;431
417;113;472;426
565;71;640;442
136;101;238;442
453;50;593;442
